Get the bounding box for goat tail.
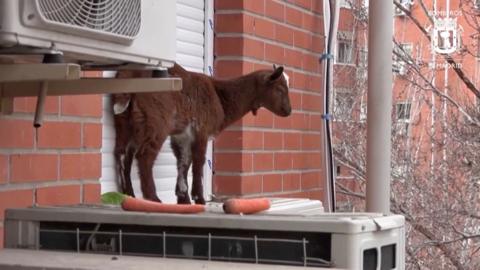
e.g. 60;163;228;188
111;93;132;115
168;62;188;77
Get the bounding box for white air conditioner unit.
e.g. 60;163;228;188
0;0;176;67
3;199;406;270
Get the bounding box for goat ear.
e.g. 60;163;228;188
269;66;284;81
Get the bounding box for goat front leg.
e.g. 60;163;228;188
191;137;208;205
136;143;162;202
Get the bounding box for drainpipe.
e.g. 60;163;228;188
322;0;340;212
366;0;393;214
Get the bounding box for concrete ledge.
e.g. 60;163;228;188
0;249;342;270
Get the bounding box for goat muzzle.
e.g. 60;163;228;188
280;106;292;117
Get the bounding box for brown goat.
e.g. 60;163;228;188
113;63;292;204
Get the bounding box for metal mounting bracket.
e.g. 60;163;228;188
0;63;182;127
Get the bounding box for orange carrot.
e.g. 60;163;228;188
121;196;205;214
223;198;271;214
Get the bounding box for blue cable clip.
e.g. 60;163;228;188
322;114;332;120
209;19;214;30
319;53;334;62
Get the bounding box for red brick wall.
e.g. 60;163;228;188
213;0;325;200
0;71;102;247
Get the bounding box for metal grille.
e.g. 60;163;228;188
37;0;141;38
38;222;333;268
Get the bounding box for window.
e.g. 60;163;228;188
360;100;367;122
393;43;413;75
362;0;369;9
356;48;368;80
363;248;378;270
395;122;410;136
396;102;412;122
336;32;354;64
392;164;407;181
475;0;480;10
394;43;413;63
333;89;354;121
395;0;413;16
395;102;411;136
356;68;367;80
357;0;369;20
381;244;396;270
358;48;368;68
337;41;353;64
339;0;352;9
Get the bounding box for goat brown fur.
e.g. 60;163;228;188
113;63;291;204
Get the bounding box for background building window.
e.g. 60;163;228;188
337;41;353;64
336;32;354;65
333;89;354;121
360;100;367;122
395;0;413;16
393;43;413;75
396;102;412;122
358;48;368;68
395;102;412;135
339;0;352;9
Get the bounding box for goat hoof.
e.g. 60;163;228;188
194;197;206;205
177;196;191;205
145;195;162;203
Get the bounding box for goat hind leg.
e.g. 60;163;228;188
171;139;192;204
122;144;136;196
191;138;208;205
114;150;132;196
136;143;163;202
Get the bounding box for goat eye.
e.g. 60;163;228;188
276;86;287;95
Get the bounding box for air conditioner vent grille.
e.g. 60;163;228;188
37;222;333;268
37;0;141;39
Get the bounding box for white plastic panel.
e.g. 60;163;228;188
100;0;211;203
0;0;177;66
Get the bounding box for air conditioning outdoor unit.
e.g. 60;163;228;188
0;0;176;68
3;199;405;270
